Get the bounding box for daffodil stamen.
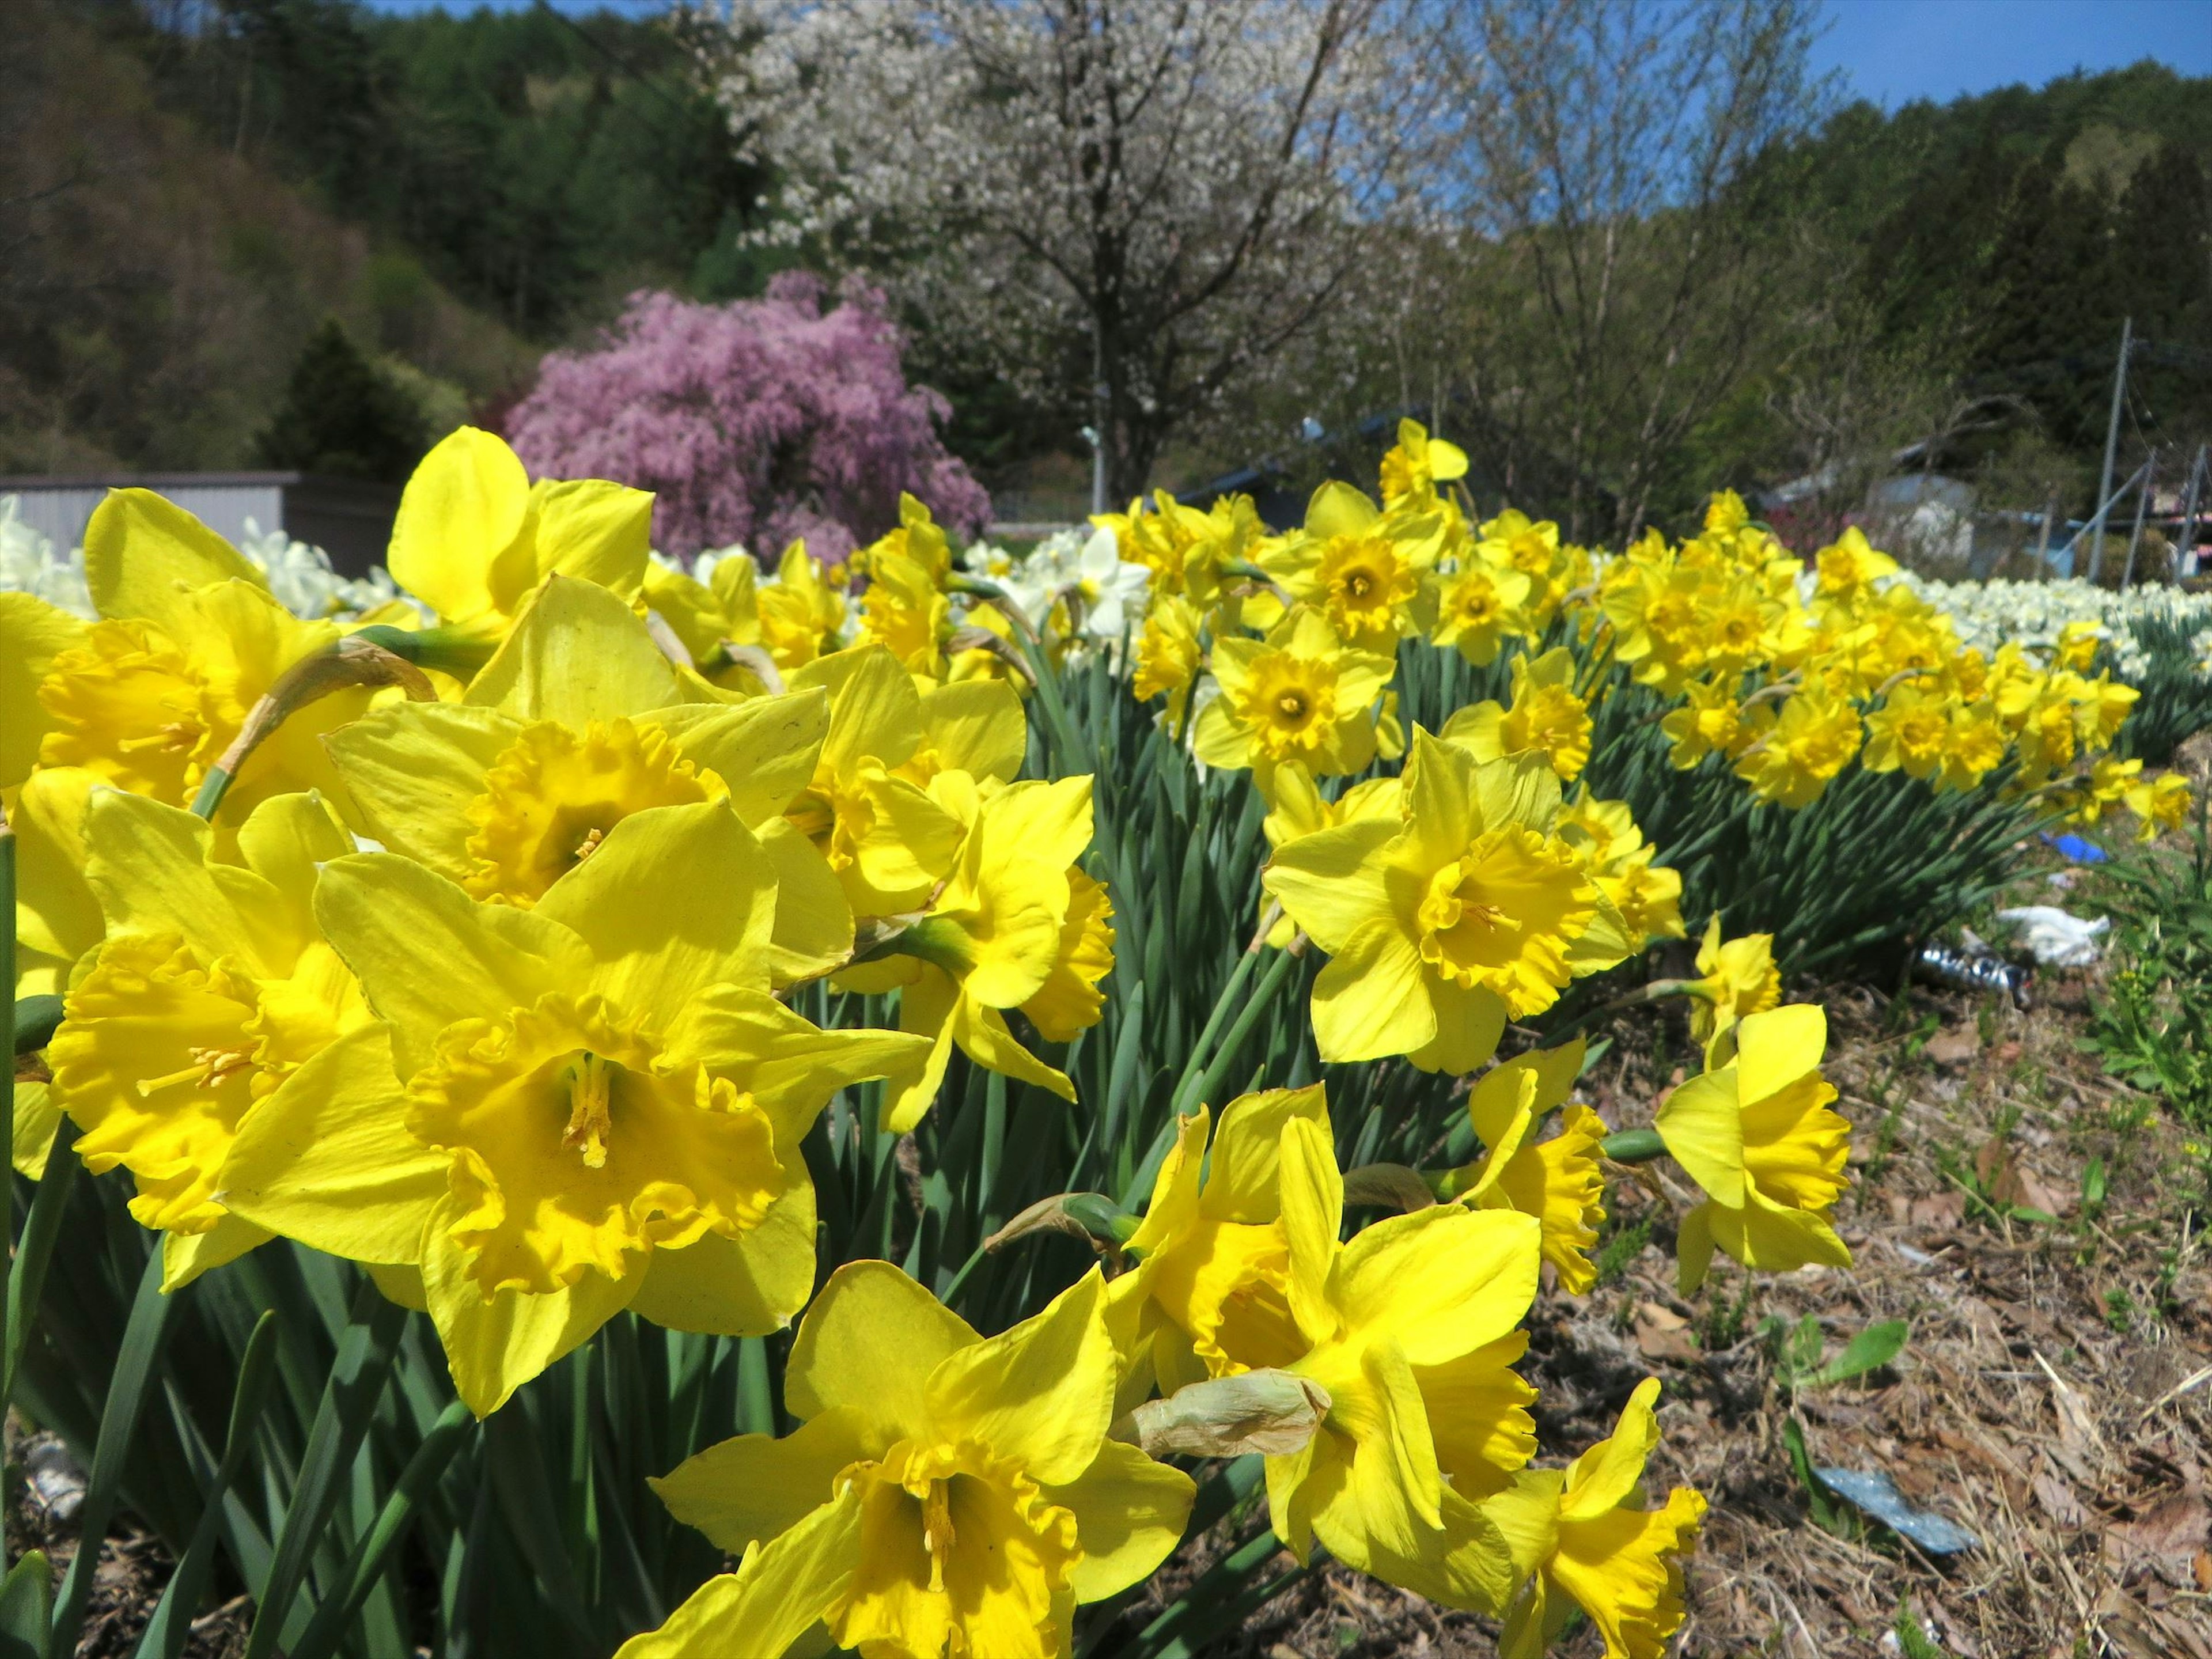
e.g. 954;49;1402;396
134;1044;255;1098
561;1051;616;1168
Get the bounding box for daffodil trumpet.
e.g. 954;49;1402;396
188;635;436;821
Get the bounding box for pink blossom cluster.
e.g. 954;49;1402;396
507;272;990;560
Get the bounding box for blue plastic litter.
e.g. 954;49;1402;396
1813;1467;1980;1554
2040;832;2109;864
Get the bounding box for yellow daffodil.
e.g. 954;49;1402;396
854;778;1111;1130
1813;527;1898;601
1658;677;1747;770
1654;1003;1851;1293
1733;687;1861;809
1426;562;1531;666
856;550;952;680
1132;593;1205;724
1862;682;1952;779
2125;770;2191;840
1476;510;1572;624
1483;1378;1706;1659
46;789;367;1289
13;491;376;822
756;541;851;672
1260;484;1442;653
1264;733;1629;1073
9;767;107;1176
1444;647;1595;782
1556;796;1684;949
853;492;955;585
1378;418;1469;507
2053;618;2104;672
1193;608;1394;781
1686;916;1780;1058
219;801;926;1415
784;645;1027;920
1440;1043;1607;1293
1118;1085;1332;1393
325;577;850;985
387;427;651;641
1938;702;2007;792
1265;1116;1537;1614
650;1262;1193;1659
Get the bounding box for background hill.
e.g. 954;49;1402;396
3;0;2206;539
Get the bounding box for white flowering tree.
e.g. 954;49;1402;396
709;0;1441;501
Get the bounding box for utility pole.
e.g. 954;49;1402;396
2121;448;2158;589
2086;316;2133;584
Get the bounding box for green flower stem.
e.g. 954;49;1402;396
1601;1127;1668;1164
1536;976;1710;1048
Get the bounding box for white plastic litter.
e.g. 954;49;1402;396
1994;906;2109;968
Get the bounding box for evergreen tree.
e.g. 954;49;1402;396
255;318;430;482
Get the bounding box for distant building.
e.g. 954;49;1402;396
0;473;398;575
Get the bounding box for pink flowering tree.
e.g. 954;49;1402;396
506;272;991;559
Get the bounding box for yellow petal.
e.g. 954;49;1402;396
881;967;959;1134
794;646;922;773
12;766;103;969
785;1260;978;1442
12;1083;62;1180
1261;819;1395;952
1124;1107;1208;1259
1310;922;1433;1062
1653;1073;1746;1207
234;791;354;916
533;800;775;1011
313;853;592;1077
1275;1116;1343;1345
673;986;928;1153
650;688;831;826
758;819;855;986
924;1269;1116;1484
506;478;651;611
1204;1085;1331;1224
82;488;264;633
1334;1205;1539;1369
1560;1377;1662;1522
81;790;291;978
467;576;686;724
217;1024;444;1266
422;1204;638;1418
917;680;1028;784
626;1185;818;1336
1410;977;1508;1075
324;703;523;880
1734;1003;1828;1107
161;1211;270;1292
613;1488;862;1659
950;998;1075;1102
0;592;88;789
1045;1438;1196;1602
389;427;533;627
652;1408;877;1555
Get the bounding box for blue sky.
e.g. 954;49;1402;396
1813;0;2212;107
357;0;2212;109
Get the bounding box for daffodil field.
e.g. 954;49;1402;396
0;421;2197;1659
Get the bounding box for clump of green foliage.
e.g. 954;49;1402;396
2082;801;2212;1130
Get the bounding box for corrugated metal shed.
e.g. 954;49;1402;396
0;473;400;575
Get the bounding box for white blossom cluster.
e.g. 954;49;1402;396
0;497;94;617
710;0;1438;472
968;526;1152;646
1892;573;2212;681
0;496;400;623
